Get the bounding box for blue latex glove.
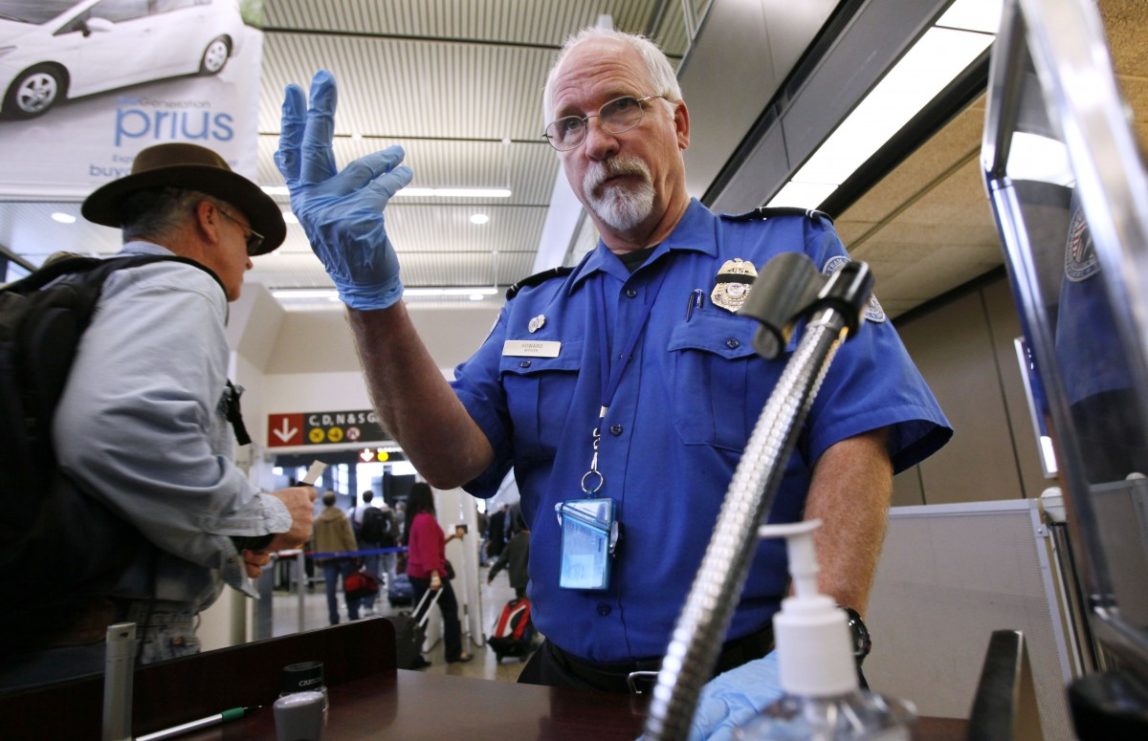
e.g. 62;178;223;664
687;651;784;740
275;70;414;310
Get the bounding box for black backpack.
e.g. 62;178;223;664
360;506;389;543
0;254;222;620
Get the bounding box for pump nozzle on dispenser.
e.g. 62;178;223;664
759;520;858;698
734;520;915;740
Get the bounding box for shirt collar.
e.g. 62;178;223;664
120;240;176;258
115;241;228;319
570;199;717;292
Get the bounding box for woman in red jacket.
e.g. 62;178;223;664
404;483;472;663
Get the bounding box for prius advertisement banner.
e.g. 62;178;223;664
0;0;264;197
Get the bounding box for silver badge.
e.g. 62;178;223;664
711;258;758;313
528;314;546;333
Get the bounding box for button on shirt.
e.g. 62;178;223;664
451;200;952;662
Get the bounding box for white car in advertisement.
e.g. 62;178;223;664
0;0;247;120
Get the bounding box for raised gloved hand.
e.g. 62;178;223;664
688;651;783;740
276;70;414;310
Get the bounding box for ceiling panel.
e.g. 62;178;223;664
259;36;557;140
263;0;687;53
3;0;1144;325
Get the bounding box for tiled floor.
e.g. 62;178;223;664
271;564;531;683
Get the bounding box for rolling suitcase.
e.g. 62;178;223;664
487;597;534;662
386;586;441;670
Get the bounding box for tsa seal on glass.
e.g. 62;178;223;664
710;258;758;312
1064;207;1099;282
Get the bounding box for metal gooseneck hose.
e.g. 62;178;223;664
643;256;874;740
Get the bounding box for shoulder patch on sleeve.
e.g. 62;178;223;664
505;266;575;300
821;255;886;323
722;206;834;224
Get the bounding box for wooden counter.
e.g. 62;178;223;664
179;670;967;741
0;618;967;740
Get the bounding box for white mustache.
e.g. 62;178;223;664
584;157;652;195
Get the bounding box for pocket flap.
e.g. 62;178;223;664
668;314;760;359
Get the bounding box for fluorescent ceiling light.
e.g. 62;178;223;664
404;286;499;297
766;16;996;208
1039;436;1058;475
51;212;76;224
261;185;510;199
271;288;341;301
937;0;1003;34
470;213;490;225
768;181;839;210
395;187;511;198
1005;132;1074;186
271;286;499;301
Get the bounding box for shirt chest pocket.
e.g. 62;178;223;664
500;340;583;462
667;313;784;451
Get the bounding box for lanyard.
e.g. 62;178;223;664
580;266;670;495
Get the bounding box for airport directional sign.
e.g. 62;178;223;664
267;409;386;447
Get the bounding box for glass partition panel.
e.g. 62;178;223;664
982;0;1148;672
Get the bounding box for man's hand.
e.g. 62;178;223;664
276;69;414;310
242;549;273;579
267;485;317;552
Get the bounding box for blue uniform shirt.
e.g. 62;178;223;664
452;200;951;662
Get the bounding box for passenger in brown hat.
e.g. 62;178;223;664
81;142;288;298
0;143;314;690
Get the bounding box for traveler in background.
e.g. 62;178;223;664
377;499;399;589
475;507;490;566
0;143;315;689
313;490;361;625
405;483;472;664
487;506;530;600
486;503;508;560
351;490;386;616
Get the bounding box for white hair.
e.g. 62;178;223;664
542;28;682;126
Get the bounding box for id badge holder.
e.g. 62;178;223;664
555;498;619;590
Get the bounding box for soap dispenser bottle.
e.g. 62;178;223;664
735;520;915;740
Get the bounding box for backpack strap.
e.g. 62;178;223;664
7;254;226;298
7;254;250;449
222;381;252;446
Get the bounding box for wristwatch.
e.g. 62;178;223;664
842;607;872;663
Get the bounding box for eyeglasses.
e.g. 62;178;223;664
216;205;264;254
543;94;666;151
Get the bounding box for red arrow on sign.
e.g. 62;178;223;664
267;413;304;447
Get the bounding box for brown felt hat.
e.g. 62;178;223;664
82;143;285;255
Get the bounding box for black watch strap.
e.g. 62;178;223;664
843;607;872;663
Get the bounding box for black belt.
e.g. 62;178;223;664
549;622;775;694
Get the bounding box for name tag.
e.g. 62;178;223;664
502;340;561;358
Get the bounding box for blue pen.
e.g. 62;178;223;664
685;289;704;320
136;706;254;741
